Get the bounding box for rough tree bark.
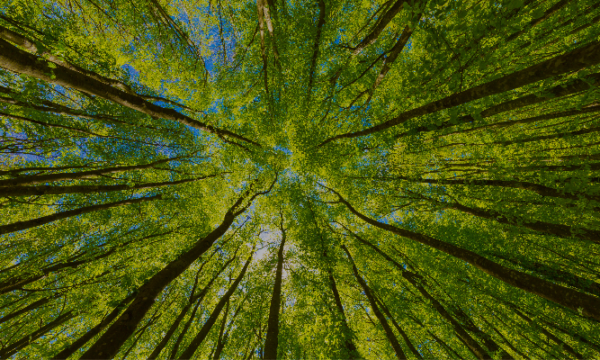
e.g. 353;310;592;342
326;186;600;321
0;194;161;236
176;253;254;359
80;179;274;359
263;215;286;360
319;40;600;146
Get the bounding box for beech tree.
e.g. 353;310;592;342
1;0;600;358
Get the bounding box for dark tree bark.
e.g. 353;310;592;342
488;251;600;297
326;266;360;358
319;41;600;146
511;307;584;359
351;0;406;56
0;156;180;187
81;179;274;359
168;254;238;359
1;174;217;197
176;253;254;359
148;255;235;359
212;300;230;360
0;311;74;358
341;245;407;359
0;295;56;325
0;194;161;236
0;38;258;146
263;218;286;360
374;296;423;359
441;199;600;243
51;294;136;359
306;0;326;100
339;224;490;359
168;295;204;359
327;186;600;321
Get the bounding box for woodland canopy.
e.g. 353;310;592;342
1;0;600;358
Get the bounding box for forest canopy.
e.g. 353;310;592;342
1;0;600;358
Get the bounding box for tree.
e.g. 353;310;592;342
1;0;600;358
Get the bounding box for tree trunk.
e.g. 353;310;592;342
168;295;204;359
0;295;56;325
0;311;74;358
328;187;600;321
0;38;259;146
352;0;406;56
341;225;490;359
341;245;407;359
0;175;216;197
327;271;360;358
511;307;584;359
81;184;268;359
212;300;230;360
319;40;600;146
149;255;234;359
0;156;179;187
0;194;161;236
176;253;254;359
375;296;423;359
444;199;600;243
51;294;135;359
263;222;286;360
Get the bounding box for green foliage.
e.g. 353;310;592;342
1;0;600;358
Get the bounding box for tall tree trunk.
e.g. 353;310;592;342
168;295;204;359
263;219;286;360
327;270;360;358
451;307;512;359
0;174;217;197
319;41;600;146
341;245;407;359
148;255;234;359
340;224;490;359
327;187;600;321
511;307;584;359
351;0;407;56
212;300;230;360
306;0;326;101
0;311;74;358
176;253;254;359
442;199;600;243
0;156;180;187
487;251;600;297
0;194;160;236
395;176;598;202
0;38;259;146
0;295;56;325
375;296;423;359
51;294;135;359
81;181;272;359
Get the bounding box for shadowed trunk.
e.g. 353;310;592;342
0;174;217;197
0;156;180;187
319;41;600;146
0;194;161;236
0;311;74;358
149;255;234;359
341;225;490;359
328;187;600;321
176;253;254;359
80;180;273;359
263;218;286;360
51;294;136;359
0;38;258;146
341;245;407;359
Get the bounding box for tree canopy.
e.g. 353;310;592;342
1;0;600;358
